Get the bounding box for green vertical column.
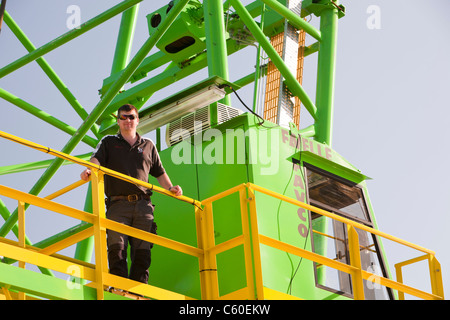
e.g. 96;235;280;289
314;2;339;146
229;0;317;119
110;5;139;75
203;0;231;126
252;4;265;113
100;4;140;132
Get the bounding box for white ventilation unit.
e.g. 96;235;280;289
166;103;243;146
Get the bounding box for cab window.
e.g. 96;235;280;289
305;164;393;300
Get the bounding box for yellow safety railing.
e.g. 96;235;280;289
0;130;203;300
0;129;445;300
0;180;204;300
199;183;444;300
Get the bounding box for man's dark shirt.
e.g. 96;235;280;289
91;133;165;197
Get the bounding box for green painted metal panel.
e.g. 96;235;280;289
148;115;251;299
147;148;202;299
194;121;250;297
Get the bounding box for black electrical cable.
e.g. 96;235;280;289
225;85;279;129
286;133;311;295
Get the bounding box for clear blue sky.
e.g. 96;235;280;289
1;0;449;298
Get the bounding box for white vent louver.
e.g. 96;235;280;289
166;103;242;146
217;103;242;124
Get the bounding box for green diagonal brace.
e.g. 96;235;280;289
261;0;322;41
0;0;143;79
0;0;191;239
3;11;100;139
0;153;92;176
0;88;98;148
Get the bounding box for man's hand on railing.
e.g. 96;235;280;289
168;185;182;197
80;168;91;181
80;157;100;181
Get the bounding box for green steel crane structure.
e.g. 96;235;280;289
0;0;444;300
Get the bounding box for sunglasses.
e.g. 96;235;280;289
118;114;138;120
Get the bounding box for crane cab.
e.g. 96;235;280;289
149;113;394;300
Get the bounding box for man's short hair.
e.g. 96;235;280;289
117;104;138;117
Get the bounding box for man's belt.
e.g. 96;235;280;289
108;194;150;202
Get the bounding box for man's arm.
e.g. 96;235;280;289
156;172;182;196
80;157;100;181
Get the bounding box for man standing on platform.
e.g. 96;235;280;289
81;104;182;284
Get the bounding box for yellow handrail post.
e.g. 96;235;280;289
347;225;365;300
394;254;444;300
90;169;108;300
2;286;13;300
205;202;219;300
17;200;26;300
17;200;26;252
197;202;219;299
239;187;256;299
195;205;207;299
395;263;405;300
246;186;264;300
428;254;444;299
